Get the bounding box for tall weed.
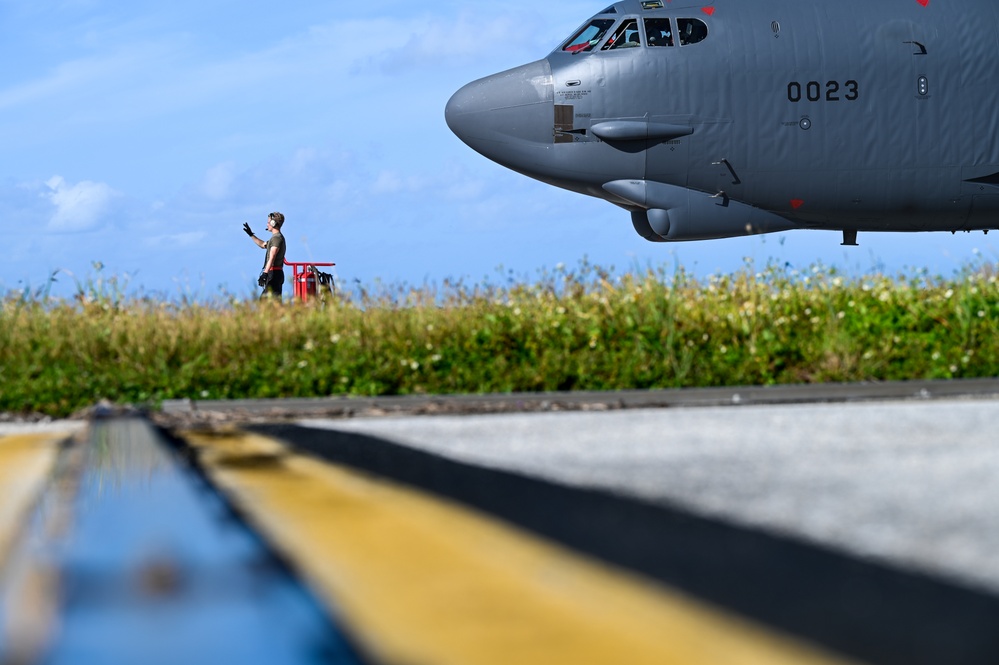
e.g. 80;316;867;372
2;261;998;416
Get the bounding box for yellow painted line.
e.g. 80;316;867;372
0;433;64;565
182;429;857;665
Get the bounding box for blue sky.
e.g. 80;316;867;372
4;1;995;300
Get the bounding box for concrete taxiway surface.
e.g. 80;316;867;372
217;382;999;665
297;398;999;594
4;380;999;665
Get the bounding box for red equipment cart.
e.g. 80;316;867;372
284;260;336;302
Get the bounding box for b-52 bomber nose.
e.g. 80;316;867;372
445;59;554;170
446;0;999;245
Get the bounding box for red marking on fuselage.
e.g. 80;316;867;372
916;0;929;5
702;6;716;15
790;199;805;210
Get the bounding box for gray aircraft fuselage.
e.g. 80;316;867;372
445;0;999;244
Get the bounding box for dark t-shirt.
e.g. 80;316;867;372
263;232;286;270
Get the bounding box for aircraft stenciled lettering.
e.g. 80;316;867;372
445;0;999;246
787;81;860;103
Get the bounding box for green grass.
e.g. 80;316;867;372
3;261;999;417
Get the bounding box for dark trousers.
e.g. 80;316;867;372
260;271;285;300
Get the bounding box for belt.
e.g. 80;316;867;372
268;267;284;271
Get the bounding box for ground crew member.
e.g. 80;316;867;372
243;212;287;299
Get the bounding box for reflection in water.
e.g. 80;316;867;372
37;418;365;665
87;419;171;499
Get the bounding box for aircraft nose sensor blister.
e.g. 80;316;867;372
445;59;554;150
447;0;999;244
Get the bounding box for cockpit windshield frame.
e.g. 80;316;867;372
644;18;674;47
560;12;709;55
677;17;709;46
602;18;643;50
562;18;617;54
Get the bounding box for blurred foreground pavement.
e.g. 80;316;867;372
3;379;999;665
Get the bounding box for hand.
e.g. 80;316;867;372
258;272;270;287
243;222;254;237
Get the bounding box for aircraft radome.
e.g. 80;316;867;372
445;0;999;246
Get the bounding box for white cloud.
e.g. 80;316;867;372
143;231;206;248
372;170;432;195
44;175;120;232
359;15;526;75
201;162;236;200
175;145;362;214
444;178;487;202
0;40;175;113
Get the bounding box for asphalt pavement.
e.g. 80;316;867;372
5;381;999;664
296;397;999;594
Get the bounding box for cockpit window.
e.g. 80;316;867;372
644;18;673;47
599;5;618;13
603;18;642;50
563;19;616;53
677;18;708;45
